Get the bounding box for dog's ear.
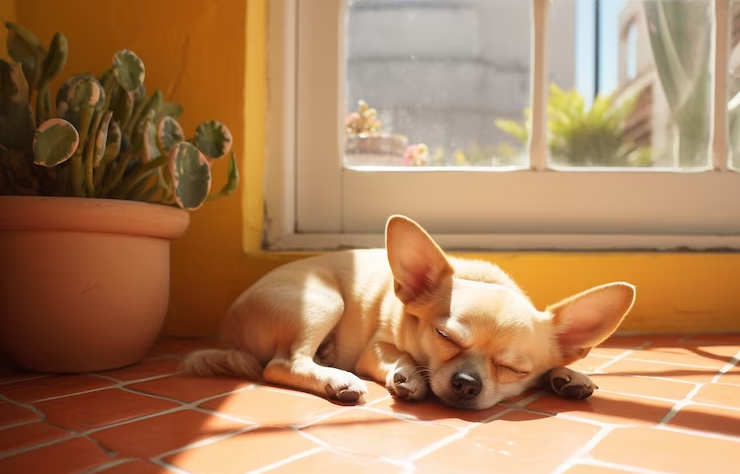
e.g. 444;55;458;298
385;215;454;304
548;282;636;365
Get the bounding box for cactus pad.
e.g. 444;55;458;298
32;118;79;167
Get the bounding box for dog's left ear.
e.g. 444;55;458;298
548;282;636;365
385;215;454;305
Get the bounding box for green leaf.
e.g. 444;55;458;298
495;119;529;144
210;152;239;199
156;116;184;156
112;49;145;93
66;76;104;112
168;141;212;210
194;120;232;159
155;102;183;123
32;118;79;167
38;32;68;85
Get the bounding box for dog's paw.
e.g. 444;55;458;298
324;372;368;403
386;366;427;401
547;367;598;400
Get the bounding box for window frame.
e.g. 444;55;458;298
263;0;740;251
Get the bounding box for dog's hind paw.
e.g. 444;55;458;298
324;375;368;403
546;367;598;400
387;366;428;401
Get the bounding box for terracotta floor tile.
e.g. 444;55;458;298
371;396;506;429
587;373;695;400
567;353;614;372
90;409;250;458
525;390;675;425
265;449;407;474
692;382;740;408
0;437;111;474
36;387;180;432
97;359;182;382
164;428;318;474
0;399;39;426
563;464;633;474
590;426;740;474
627;344;737;367
198;386;344;427
715;365;740;385
602;359;720;383
0;375;115;403
96;459;172;474
302;407;456;460
0;422;71;453
128;375;251;403
414;410;600;474
668;404;740;438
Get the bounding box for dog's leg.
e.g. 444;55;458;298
356;341;428;402
263;355;368;403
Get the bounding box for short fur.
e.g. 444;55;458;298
182;215;636;409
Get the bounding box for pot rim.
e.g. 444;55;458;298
0;195;190;240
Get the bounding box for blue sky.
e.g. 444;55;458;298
575;0;627;102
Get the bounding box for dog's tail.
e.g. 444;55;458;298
179;348;264;381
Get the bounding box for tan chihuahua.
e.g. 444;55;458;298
182;215;635;410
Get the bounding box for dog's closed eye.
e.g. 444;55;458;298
494;361;531;378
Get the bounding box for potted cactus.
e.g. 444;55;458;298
0;23;239;374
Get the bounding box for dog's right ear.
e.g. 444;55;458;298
385;215;454;304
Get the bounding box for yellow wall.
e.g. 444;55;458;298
12;0;740;338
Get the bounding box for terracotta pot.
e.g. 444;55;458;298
0;196;190;373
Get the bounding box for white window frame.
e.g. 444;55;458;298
264;0;740;251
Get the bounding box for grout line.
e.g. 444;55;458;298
0;375;50;386
0;431;81;460
550;425;617;474
293;407;353;430
402;407;517;464
241;447;324;474
630;374;701;386
711;351;740;383
29;372;178;404
150;458;199;474
79;458;138;474
658;383;704;426
590;344;648;373
654;424;740;444
0;419;39;432
582;459;680;474
654;352;739;427
625;358;730;370
151;424;262;461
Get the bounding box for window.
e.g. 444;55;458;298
264;0;740;250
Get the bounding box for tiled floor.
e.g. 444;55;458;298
1;334;739;474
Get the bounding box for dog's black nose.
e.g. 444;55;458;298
451;372;481;399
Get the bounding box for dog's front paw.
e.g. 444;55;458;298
386;366;428;401
324;372;368;403
547;367;598;400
